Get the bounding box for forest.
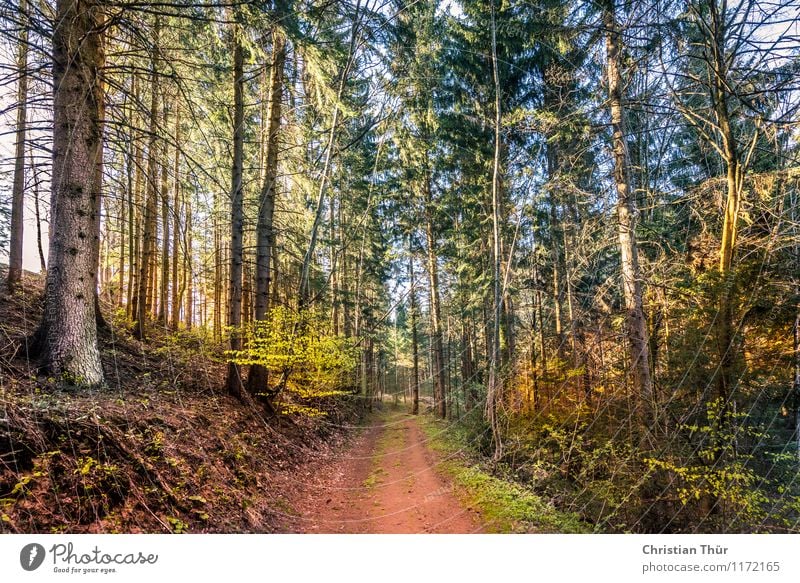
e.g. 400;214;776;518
0;0;799;535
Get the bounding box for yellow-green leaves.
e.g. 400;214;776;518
226;307;358;416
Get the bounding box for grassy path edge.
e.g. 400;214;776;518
417;415;592;534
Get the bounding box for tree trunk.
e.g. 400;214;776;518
184;195;193;330
29;147;46;273
127;77;141;318
409;248;420;415
6;0;29;293
604;0;654;427
171;104;181;329
248;28;286;397
487;0;503;461
424;178;446;419
35;0;105;386
299;1;362;306
213;217;222;342
225;25;246;399
158;107;170;326
794;304;800;461
709;0;742;408
135;21;161;339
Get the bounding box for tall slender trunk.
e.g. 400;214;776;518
158;107;170;326
791;191;800;460
127;76;141;317
184;196;193;330
135;20;161;339
546;151;565;361
7;0;29;292
299;0;362;305
29;148;46;273
171;105;181;328
117;136;128;307
424;177;446;419
248;29;286;396
35;0;105;386
604;0;654;428
330;197;340;336
794;302;800;461
487;0;503;461
226;27;245;398
213;216;222;342
409;246;420;415
708;1;742;408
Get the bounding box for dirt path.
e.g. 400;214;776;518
283;408;483;533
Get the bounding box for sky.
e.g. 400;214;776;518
0;94;48;273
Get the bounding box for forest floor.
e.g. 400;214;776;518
281;406;484;533
0;268;586;534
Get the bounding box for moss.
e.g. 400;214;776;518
363;467;386;489
419;416;591;534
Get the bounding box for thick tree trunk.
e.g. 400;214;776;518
7;0;29;293
225;28;245;398
248;29;286;397
604;0;654;427
36;0;105;386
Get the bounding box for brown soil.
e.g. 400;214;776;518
282;408;484;533
0;269;360;533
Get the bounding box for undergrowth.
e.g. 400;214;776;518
418;415;590;533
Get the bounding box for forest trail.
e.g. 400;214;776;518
285;408;484;533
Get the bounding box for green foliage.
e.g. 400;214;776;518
419;416;590;533
227;307;358;415
645;399;778;531
166;516;188;534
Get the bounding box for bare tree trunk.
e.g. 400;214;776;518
424;177;446;419
409;247;420;415
604;0;654;428
486;0;503;461
299;0;362;305
171;104;181;328
546;162;565;361
709;0;742;408
117;136;128;307
248;29;286;397
184;196;193;330
29;147;46;273
791;190;800;461
158;106;170;326
7;0;29;292
795;304;800;461
225;26;246;398
35;0;105;386
213;217;222;342
127;77;141;317
135;20;161;339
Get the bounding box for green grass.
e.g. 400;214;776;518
418;416;591;533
